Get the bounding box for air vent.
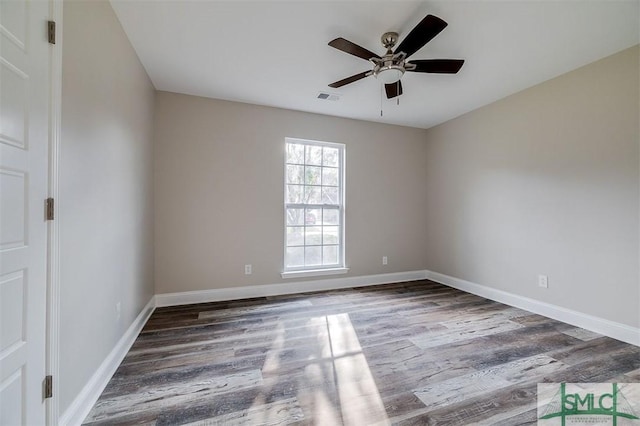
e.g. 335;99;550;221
317;92;340;101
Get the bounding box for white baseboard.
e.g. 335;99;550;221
155;270;428;307
59;297;156;426
425;270;640;347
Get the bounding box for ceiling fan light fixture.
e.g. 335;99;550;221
374;65;405;84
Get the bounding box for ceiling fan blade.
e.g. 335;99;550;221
329;71;371;88
328;37;381;61
384;81;403;99
394;15;448;59
407;59;465;74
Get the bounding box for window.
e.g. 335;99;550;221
283;138;346;276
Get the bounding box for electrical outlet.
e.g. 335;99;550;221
116;302;121;320
538;275;548;288
245;264;252;275
382;256;388;265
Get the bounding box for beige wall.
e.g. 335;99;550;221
60;0;155;413
423;46;639;328
154;92;429;294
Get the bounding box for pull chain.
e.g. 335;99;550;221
380;82;402;116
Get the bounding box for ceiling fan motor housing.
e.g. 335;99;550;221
372;31;418;83
370;50;415;84
381;32;399;49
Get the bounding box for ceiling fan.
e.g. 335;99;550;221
328;14;464;99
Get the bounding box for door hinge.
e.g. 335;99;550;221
46;198;54;221
44;375;53;399
48;21;56;44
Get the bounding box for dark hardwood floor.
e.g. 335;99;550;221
83;280;640;425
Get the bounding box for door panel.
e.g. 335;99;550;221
0;0;51;423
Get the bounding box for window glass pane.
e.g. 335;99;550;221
305;208;321;226
305;226;322;245
322;167;338;186
323;147;339;167
286;185;304;203
322;187;339;205
286;208;304;226
305;166;321;185
286;247;305;267
286;227;304;246
323;245;339;265
306;145;322;166
304;186;321;204
286;165;304;184
323;209;339;225
323;226;339;244
287;143;305;164
305;246;322;266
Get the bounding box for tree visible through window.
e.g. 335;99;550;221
284;138;345;271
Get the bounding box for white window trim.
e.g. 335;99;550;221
281;267;349;279
283;137;346;274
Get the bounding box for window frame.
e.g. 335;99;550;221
282;137;348;278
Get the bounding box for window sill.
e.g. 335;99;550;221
281;267;349;279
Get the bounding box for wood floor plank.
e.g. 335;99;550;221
408;317;525;349
393;381;540;425
560;327;603;341
412;354;566;410
181;397;305;426
86;369;263;422
624;367;640;381
83;280;640;425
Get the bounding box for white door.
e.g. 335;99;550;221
0;0;51;424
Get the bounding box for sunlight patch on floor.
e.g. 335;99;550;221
326;313;389;426
254;314;389;425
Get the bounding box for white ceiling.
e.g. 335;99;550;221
110;1;639;129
